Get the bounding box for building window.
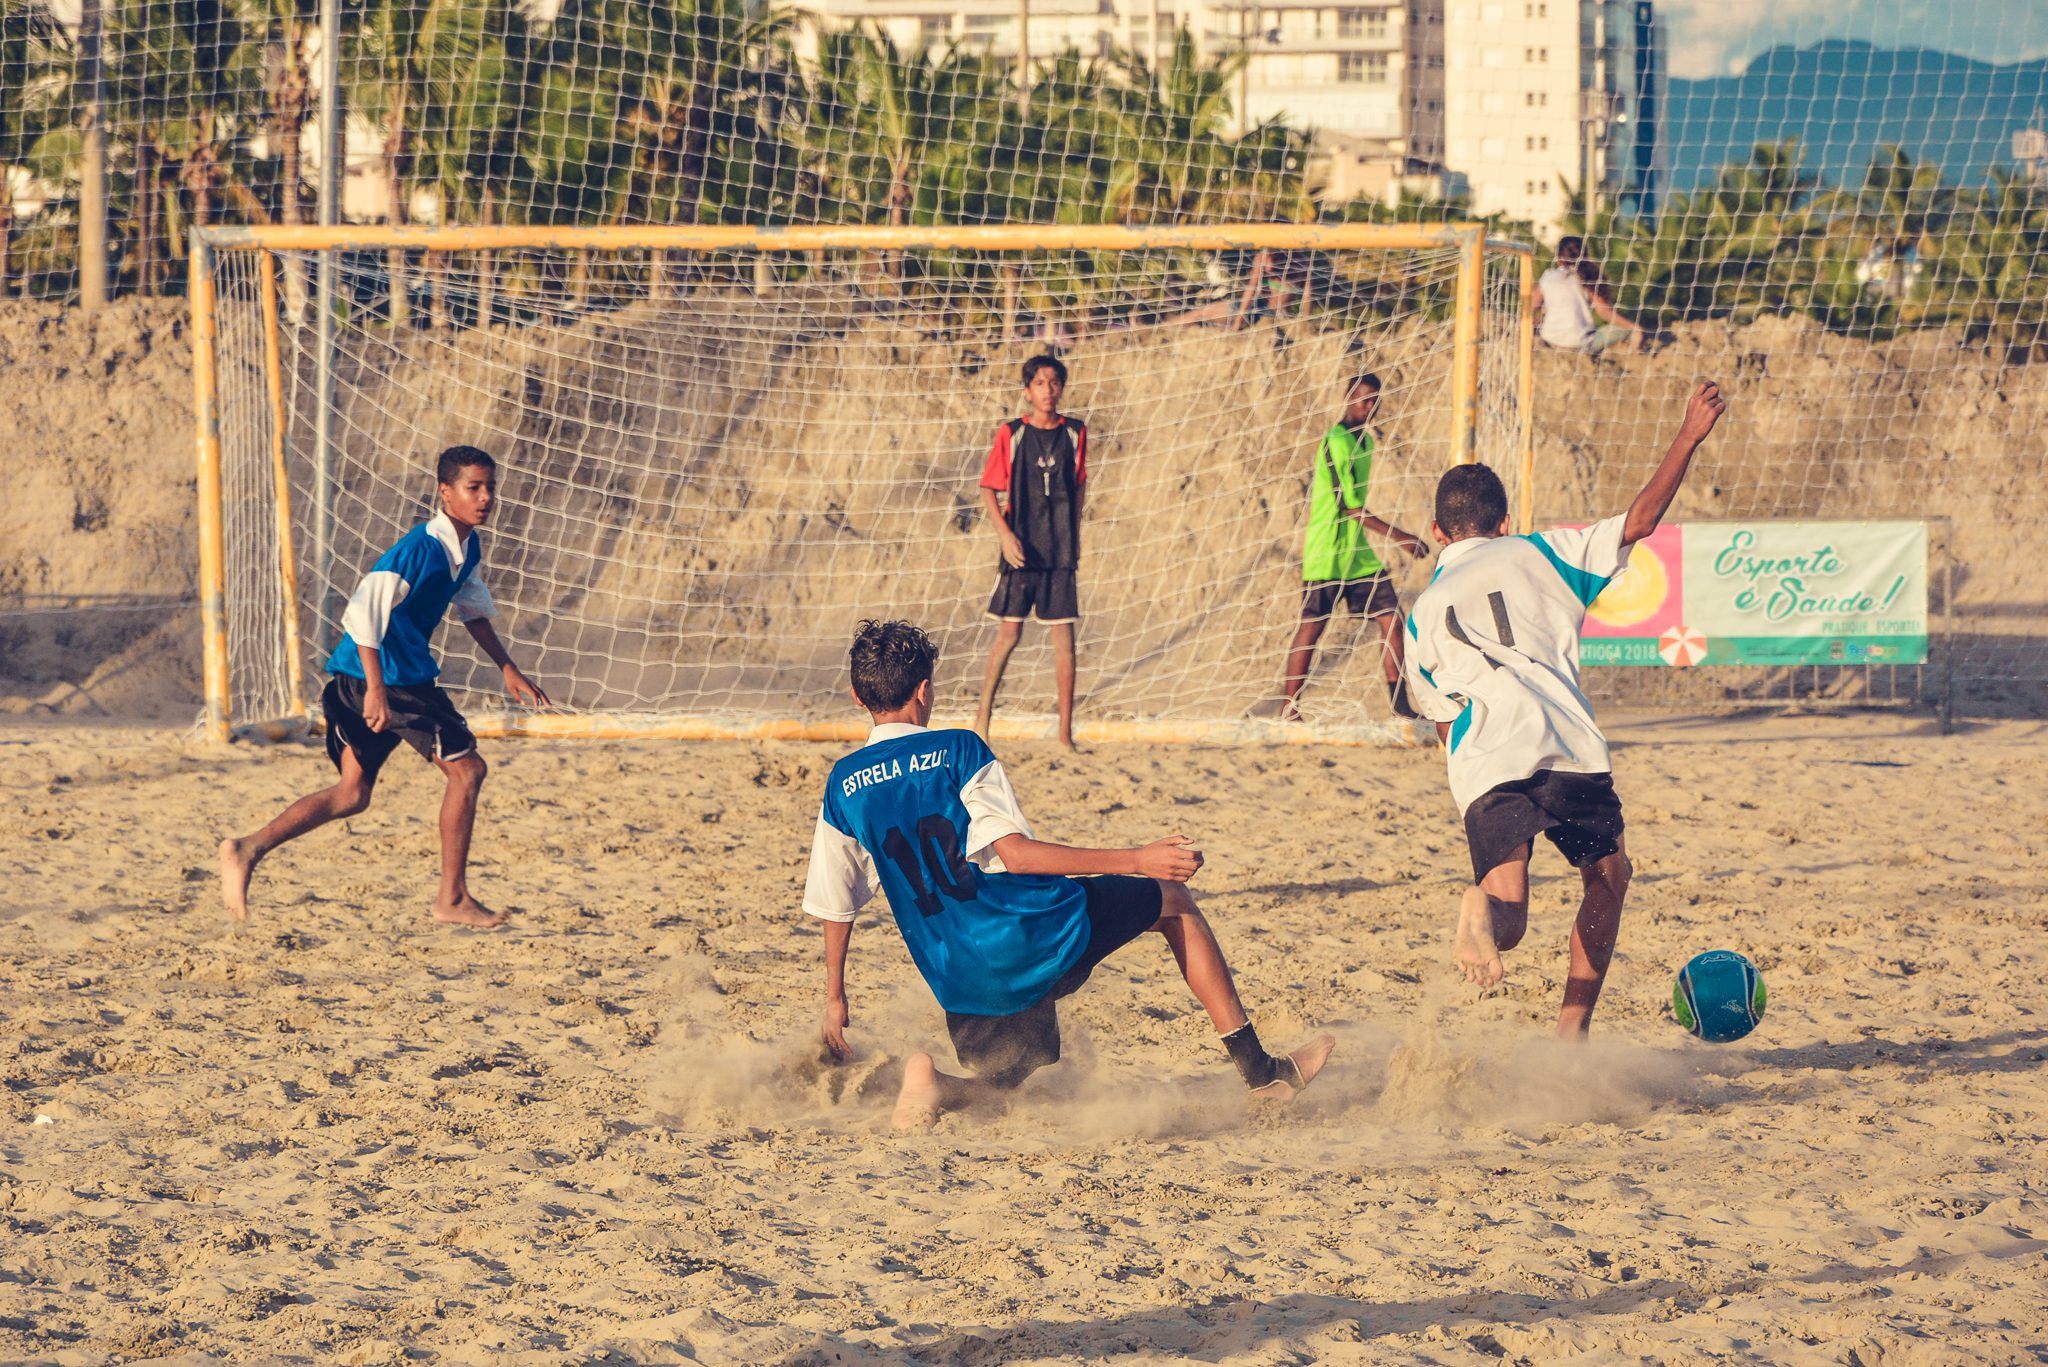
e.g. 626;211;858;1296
1525;2;1547;15
1524;90;1548;107
1524;135;1550;150
1336;7;1388;39
1338;51;1389;83
920;14;949;43
1525;46;1548;62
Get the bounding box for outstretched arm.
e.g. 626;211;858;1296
990;833;1204;882
464;616;551;708
1350;510;1430;558
1623;381;1726;547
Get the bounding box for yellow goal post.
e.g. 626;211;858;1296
190;222;1535;746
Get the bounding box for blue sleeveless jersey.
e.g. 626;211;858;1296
820;728;1090;1016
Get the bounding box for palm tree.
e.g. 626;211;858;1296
252;0;323;229
1;0;70;295
1928;169;2048;362
346;0;446;323
1105;28;1246;224
102;0;263;296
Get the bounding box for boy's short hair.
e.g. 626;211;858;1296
1434;464;1510;540
1021;354;1067;387
1348;372;1382;395
436;445;497;484
1555;236;1585;266
849;620;937;713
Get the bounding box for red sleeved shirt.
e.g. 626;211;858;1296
980;417;1087;492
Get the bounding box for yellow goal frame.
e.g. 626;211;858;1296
190;222;1535;744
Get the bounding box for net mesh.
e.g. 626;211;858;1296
208;238;1525;735
7;2;2047;721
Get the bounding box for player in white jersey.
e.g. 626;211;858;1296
1405;382;1727;1036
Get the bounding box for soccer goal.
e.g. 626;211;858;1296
190;223;1533;746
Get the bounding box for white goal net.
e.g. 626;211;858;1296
198;229;1529;742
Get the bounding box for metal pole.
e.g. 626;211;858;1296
314;0;342;631
190;232;230;742
1447;230;1484;466
259;252;310;722
1016;0;1029;120
1515;249;1537;530
1940;525;1954;736
77;0;108;310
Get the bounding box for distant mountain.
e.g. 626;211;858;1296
1661;39;2048;194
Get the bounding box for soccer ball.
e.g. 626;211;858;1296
1672;949;1767;1043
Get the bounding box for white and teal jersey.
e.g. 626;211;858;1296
1405;514;1633;814
802;723;1091;1016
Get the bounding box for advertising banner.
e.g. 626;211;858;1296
1580;521;1928;667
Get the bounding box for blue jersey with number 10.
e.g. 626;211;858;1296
821;729;1090;1016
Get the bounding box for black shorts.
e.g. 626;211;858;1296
943;875;1163;1089
989;568;1079;623
322;674;477;782
1464;770;1625;883
1301;574;1400;620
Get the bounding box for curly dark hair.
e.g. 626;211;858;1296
849;620;938;712
1434;464;1510;540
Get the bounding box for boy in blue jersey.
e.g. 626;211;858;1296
1405;382;1725;1035
806;620;1334;1131
219;446;550;928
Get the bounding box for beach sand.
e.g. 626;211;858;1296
2;711;2043;1364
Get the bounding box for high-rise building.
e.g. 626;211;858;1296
795;1;1453;205
1441;0;1661;231
791;1;1660;222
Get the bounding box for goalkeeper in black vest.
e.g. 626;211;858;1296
973;354;1087;752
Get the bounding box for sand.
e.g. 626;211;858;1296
2;711;2044;1364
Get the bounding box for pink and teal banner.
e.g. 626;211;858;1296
1580;521;1928;667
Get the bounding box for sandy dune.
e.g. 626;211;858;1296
2;711;2043;1364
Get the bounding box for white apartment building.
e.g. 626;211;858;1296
797;0;1453;205
1442;0;1663;229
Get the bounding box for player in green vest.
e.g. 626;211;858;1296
1281;374;1430;722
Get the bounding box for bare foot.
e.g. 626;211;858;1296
1057;736;1086;755
1455;885;1504;987
219;836;256;922
892;1052;943;1133
1250;1032;1337;1103
433;895;508;929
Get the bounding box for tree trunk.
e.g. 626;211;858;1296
385;86;410;328
476;187;496;328
136;137;156;294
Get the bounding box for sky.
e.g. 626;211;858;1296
1658;0;2048;80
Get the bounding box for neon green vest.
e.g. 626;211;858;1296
1302;424;1383;581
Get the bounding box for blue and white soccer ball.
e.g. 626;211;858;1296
1672;950;1767;1043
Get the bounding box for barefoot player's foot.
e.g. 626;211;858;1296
433;895;508;929
1455;886;1504;987
1250;1032;1336;1103
219;837;257;922
892;1052;944;1133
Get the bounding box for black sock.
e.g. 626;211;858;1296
1222;1022;1300;1091
1386;677;1418;720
